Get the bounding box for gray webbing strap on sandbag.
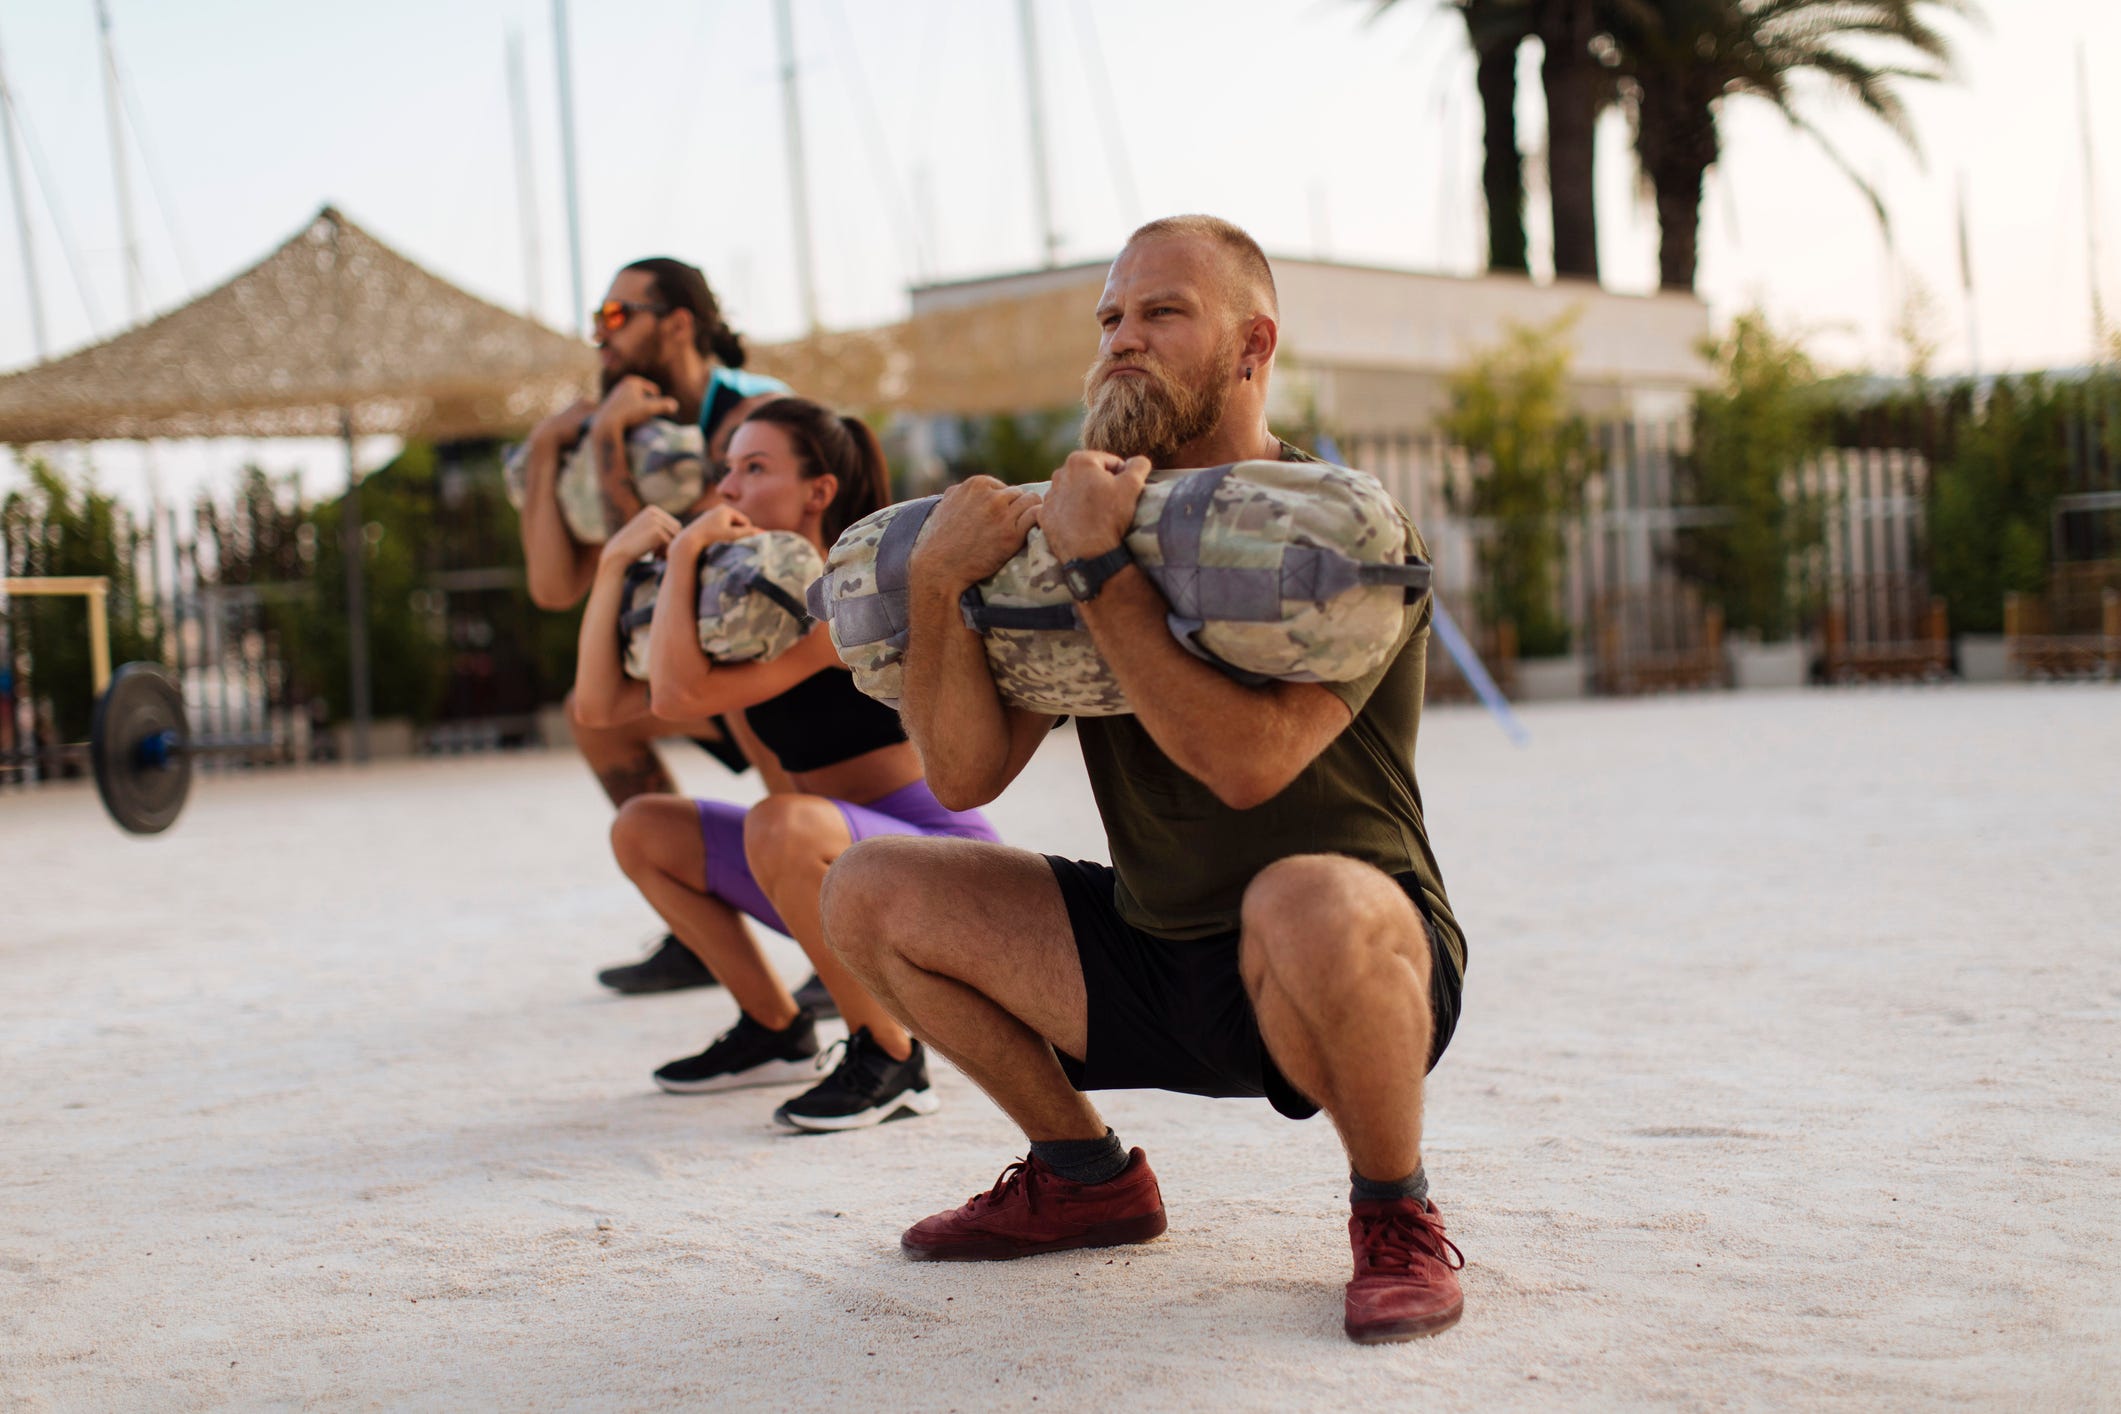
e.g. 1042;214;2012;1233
1280;545;1432;603
1152;465;1433;621
618;561;661;637
742;574;816;631
1150;465;1228;621
811;498;938;648
959;589;1079;634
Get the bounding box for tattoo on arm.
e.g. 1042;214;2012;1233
595;749;678;808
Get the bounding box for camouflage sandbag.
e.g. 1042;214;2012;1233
503;417;711;544
617;531;824;680
807;459;1430;715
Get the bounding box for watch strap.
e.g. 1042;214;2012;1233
1064;543;1133;602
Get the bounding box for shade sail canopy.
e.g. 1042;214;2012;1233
0;206;595;445
749;284;1091;419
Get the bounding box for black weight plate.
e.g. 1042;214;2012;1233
91;662;191;835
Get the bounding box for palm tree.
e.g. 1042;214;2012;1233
1532;0;1608;282
1609;0;1972;292
1368;1;1536;277
1371;0;1605;281
1463;0;1537;275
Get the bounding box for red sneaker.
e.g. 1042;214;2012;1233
1344;1198;1466;1343
901;1149;1168;1261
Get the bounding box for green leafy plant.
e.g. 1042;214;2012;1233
1440;313;1594;656
1929;377;2072;634
1;460;160;742
1676;310;1827;640
945;409;1080;487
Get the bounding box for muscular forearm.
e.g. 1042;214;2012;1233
1080;566;1342;809
901;582;1043;809
521;438;594;609
575;561;649;728
594;425;647;526
645;550;714;717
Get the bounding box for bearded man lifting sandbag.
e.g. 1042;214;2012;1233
510;256;829;1013
819;216;1472;1345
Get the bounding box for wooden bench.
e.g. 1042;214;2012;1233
2007;561;2121;678
1592;585;1725;695
1425;614;1517;705
1823;574;1949;682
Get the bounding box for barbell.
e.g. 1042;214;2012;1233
87;661;264;836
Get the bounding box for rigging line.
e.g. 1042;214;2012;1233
823;0;926;285
907;0;955;172
0;21;47;358
1066;0;1139;229
0;81;105;334
112;52;196;293
653;0;724;241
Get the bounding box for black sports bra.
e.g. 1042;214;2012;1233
744;666;908;773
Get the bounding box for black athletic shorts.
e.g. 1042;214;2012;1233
692;716;750;774
1043;855;1463;1121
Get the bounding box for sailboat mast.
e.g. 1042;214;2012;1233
1016;0;1059;268
0;24;46;358
776;0;820;334
94;0;145;325
2079;44;2108;349
506;30;545;323
553;0;586;335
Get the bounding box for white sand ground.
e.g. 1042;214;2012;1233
2;686;2118;1411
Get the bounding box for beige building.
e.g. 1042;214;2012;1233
757;254;1712;434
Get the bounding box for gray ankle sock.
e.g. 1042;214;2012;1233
1029;1129;1129;1186
1350;1165;1429;1207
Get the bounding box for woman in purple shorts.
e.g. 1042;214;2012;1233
574;397;997;1132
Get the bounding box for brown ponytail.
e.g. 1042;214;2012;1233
708;319;747;369
738;398;892;545
621;255;748;365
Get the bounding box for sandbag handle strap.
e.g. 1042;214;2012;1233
616;558;664;639
745;574;817;632
1356;558;1434;601
959;585;1080;635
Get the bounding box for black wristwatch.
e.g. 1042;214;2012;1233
1061;543;1133;602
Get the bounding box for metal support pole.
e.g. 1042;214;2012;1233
2079;45;2108;350
340;415;372;764
86;580;110;696
1;576;112;694
1016;0;1059;268
776;0;820;333
506;30;545;323
553;0;586;336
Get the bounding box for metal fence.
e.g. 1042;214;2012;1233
3;446;555;792
1346;421;1712;643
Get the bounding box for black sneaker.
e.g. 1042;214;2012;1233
792;972;840;1020
654;1009;822;1095
773;1028;940;1132
598;935;721;995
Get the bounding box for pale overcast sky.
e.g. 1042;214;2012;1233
0;0;2114;509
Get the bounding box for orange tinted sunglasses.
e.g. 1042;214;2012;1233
591;298;670;337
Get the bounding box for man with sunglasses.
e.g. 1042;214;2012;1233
522;258;787;612
517;257;815;1003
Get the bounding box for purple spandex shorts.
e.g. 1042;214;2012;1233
697;779;999;936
